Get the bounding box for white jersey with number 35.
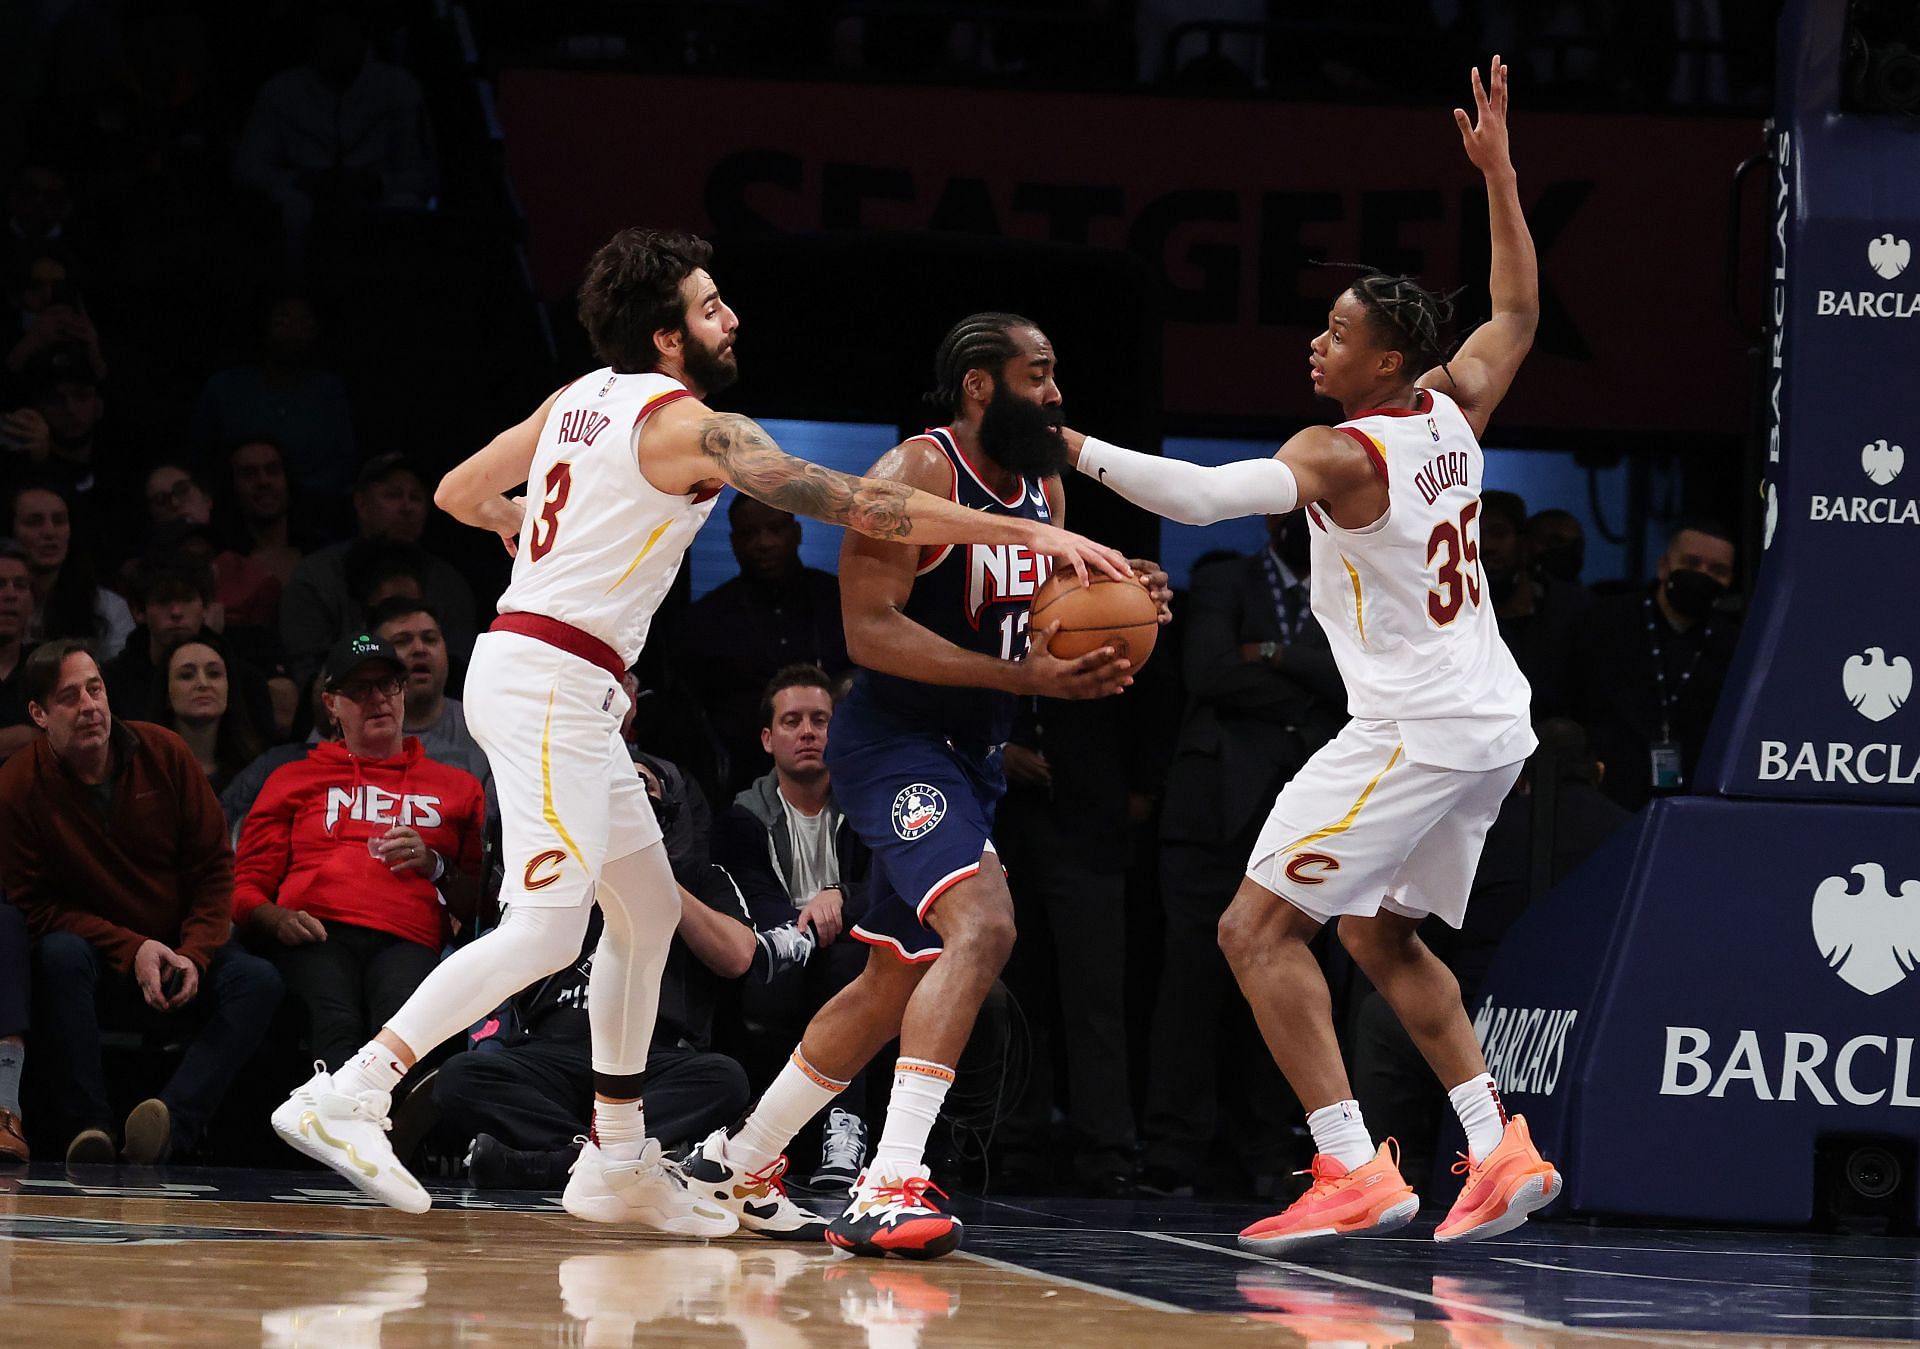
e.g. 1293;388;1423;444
1304;387;1534;771
497;369;718;667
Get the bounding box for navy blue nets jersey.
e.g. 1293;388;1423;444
842;428;1055;746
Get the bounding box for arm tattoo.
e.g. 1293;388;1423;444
696;413;916;540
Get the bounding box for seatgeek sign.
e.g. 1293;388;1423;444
1697;80;1920;803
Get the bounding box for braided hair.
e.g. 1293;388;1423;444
1340;268;1463;383
925;312;1035;417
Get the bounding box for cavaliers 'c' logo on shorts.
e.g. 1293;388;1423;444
524;849;569;890
1284;852;1341;885
890;784;947;841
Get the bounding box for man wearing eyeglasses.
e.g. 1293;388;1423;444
231;633;486;1078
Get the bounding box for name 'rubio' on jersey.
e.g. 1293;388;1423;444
844;428;1054;747
497;370;719;667
1304;387;1534;772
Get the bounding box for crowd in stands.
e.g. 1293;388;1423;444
0;1;1749;1197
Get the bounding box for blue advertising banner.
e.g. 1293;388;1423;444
1473;797;1920;1225
1696;0;1920;803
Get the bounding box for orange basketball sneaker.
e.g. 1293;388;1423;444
1237;1141;1420;1255
1434;1114;1562;1243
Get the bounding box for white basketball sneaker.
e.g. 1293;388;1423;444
678;1128;831;1240
563;1138;738;1236
270;1062;431;1214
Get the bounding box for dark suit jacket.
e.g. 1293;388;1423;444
1160;553;1347;846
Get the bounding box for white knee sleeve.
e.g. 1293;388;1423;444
385;904;589;1057
587;843;682;1077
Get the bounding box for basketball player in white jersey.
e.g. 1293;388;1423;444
270;229;1131;1231
1063;58;1562;1249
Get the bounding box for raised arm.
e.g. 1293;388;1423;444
641;400;1130;582
1418;55;1537;439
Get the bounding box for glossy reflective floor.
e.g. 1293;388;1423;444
1;1165;1915;1345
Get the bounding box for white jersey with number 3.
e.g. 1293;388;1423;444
1305;387;1534;771
497;369;718;666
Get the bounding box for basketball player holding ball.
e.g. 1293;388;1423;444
681;313;1168;1258
1064;58;1563;1250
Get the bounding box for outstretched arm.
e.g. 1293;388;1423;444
1067;425;1377;523
1419;55;1537;438
648;402;1130;581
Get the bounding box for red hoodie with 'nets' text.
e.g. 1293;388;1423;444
231;737;486;949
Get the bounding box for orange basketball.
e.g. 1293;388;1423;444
1029;571;1159;668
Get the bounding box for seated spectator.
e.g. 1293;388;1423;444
683;496;849;797
13;348;133;544
103;550;277;735
153;636;267;795
0;641;282;1164
368;595;493;817
715;664;871;1190
10;480;135;660
4;164;78;275
1482;490;1591;718
223;438;314;590
233;634;485;1072
4;248;105;397
1350;719;1631;1182
190;297;356;510
0;542;36;764
1526;508;1586;586
233;8;435;263
433;751;793;1190
1572;519;1741;811
280;454;476;688
141;465;281;631
1;897;27;1163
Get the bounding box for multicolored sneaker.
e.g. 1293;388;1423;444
1237;1141;1419;1255
1434;1115;1562;1243
825;1164;962;1260
678;1128;830;1240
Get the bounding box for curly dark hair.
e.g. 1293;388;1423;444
1342;269;1462;382
924;312;1035;417
577;228;714;373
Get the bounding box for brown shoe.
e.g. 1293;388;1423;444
123;1099;172;1165
0;1108;26;1164
66;1126;115;1166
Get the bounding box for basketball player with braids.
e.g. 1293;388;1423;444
680;313;1167;1258
270;232;1131;1232
1064;58;1562;1249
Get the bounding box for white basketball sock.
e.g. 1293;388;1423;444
726;1050;848;1175
1307;1099;1377;1171
870;1058;955;1177
1448;1073;1509;1164
592;1098;647;1161
335;1043;405;1100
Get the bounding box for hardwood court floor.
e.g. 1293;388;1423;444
1;1165;1915;1346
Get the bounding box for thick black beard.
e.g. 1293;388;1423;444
683;336;738;396
979;385;1067;478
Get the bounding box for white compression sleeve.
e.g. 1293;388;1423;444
1076;437;1298;525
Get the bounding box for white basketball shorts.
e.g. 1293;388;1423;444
463;628;659;909
1245;717;1522;927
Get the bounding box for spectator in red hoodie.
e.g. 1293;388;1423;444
0;640;283;1165
233;633;485;1071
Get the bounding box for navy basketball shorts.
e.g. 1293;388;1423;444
825;721;1007;963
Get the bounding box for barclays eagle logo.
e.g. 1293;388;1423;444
1868;233;1911;281
1861;439;1905;488
1843;647;1912;723
1812;863;1920;996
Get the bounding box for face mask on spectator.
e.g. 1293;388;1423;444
1663;567;1726;621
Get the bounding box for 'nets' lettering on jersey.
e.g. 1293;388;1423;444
966;542;1052;627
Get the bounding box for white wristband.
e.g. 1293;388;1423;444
428;850;446;883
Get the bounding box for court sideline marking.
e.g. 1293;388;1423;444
1137;1231;1702;1346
